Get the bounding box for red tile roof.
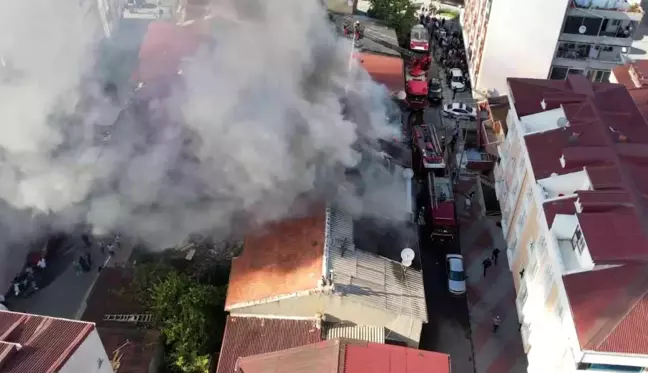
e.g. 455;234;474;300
628;87;648;122
509;75;648;355
343;342;450;373
542;196;577;227
612;61;648;89
134;21;205;84
0;311;95;373
216;316;322;373
234;338;451;373
225;212;326;309
356;53;404;93
563;264;648;354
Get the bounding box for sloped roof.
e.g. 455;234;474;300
225;206;427;321
235;338;451;373
356;53;404;93
216;316;322;373
327;207;427;322
508;75;648;355
225;212;326;309
0;311;94;373
563;264;648;354
133;21;205;84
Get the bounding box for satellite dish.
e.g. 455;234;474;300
557;117;569;128
396;91;407;100
401;248;415;267
578;25;587;34
540;99;547;110
403;168;414;179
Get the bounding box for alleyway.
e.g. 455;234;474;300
456;175;528;373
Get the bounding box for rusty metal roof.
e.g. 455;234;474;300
216;316;322;373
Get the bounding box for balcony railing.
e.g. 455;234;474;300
569;0;643;13
555;47;623;63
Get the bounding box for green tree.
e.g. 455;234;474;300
136;264;226;373
367;0;418;42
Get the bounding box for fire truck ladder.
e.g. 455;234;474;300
103;314;153;323
339;17;419;59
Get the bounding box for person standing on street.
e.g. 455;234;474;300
493;316;502;333
482;258;492;277
492;248;500;265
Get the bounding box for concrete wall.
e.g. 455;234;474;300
60;329;114;373
230;294;423;347
476;0;570;95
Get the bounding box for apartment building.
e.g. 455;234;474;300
461;0;643;96
494;74;648;372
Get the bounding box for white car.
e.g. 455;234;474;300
449;68;466;92
446;254;467;295
443;103;478;121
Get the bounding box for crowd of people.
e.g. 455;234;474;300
418;9;471;92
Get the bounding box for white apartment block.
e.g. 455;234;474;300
461;0;644;96
493;74;648;372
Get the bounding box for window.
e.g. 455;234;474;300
556;302;565;324
538;236;547;256
516;204;528;234
588;69;611;83
550;66;568;80
611;19;621;26
527;256;539;281
518;281;528;305
543;265;554;293
568;68;585;76
571;226;586;254
528;239;535;255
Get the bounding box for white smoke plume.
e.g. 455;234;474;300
0;0;407;283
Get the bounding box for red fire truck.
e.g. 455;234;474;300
411;123;446;173
427;173;456;240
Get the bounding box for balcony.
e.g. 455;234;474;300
570;0;643;14
555;42;624;64
562;16;639;41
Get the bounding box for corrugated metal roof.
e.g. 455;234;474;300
235;338;343;373
326;206;428;322
323;324;385;343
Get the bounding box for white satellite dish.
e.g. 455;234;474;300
540;99;547;110
403;168;414;179
578;25;587;34
401;248;415;267
396;91;407;100
557;117;569;128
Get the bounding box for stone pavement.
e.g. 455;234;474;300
455;174;528;373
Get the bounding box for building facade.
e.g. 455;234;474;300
461;0;643;96
494;75;648;372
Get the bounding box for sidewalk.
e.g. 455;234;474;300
455;175;528;373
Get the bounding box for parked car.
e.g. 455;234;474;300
446;254;467;295
428;78;443;105
449;68;466;92
442;102;478;121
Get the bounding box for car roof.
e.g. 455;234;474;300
448;256;464;271
450;68;463;76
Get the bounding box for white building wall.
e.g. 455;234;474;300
59;329;114;373
475;0;570;96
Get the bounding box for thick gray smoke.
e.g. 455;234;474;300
0;0;407;283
